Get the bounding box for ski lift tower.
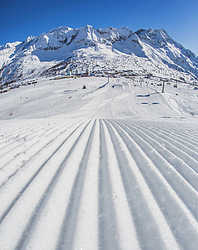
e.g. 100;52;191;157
161;78;168;93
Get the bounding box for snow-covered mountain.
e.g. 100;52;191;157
1;25;198;87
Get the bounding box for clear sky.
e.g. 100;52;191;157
1;0;198;54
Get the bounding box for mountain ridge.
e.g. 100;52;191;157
0;25;198;87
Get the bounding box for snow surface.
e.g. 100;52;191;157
0;76;198;249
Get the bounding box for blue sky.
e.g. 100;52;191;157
1;0;198;54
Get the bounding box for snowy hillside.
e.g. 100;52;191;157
0;25;198;88
0;76;198;249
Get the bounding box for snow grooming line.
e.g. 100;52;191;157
55;120;96;250
0;118;197;249
15;120;93;250
104;119;180;249
105;119;198;250
0;120;84;222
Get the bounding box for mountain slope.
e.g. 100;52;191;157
0;25;198;87
0;76;198;249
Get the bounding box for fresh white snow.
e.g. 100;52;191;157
0;76;198;249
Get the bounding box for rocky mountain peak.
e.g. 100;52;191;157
0;25;198;86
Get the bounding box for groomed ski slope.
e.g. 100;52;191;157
0;77;198;249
